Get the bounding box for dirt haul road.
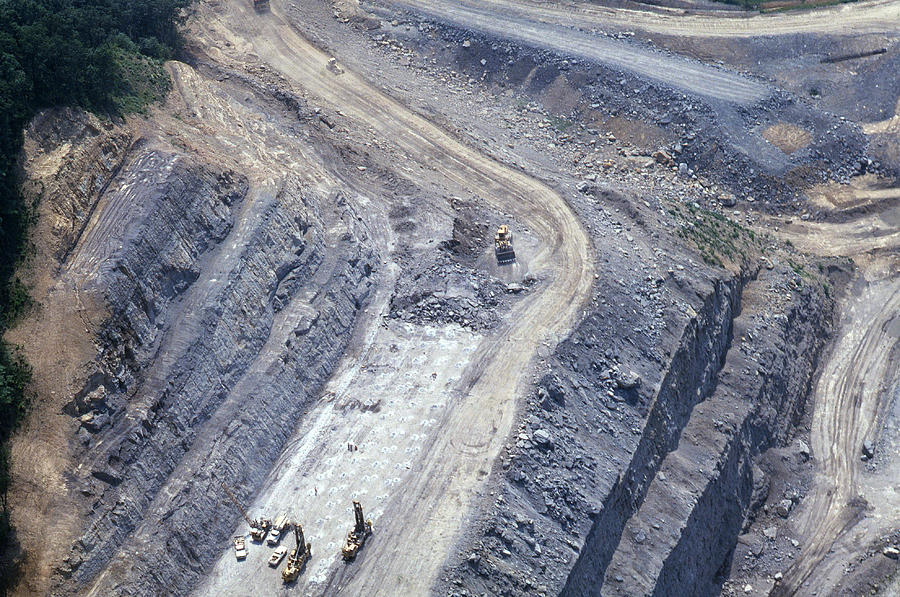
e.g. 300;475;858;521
778;271;900;595
178;0;594;595
380;0;770;105
444;0;900;38
759;191;900;596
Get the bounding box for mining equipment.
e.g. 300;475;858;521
281;523;312;583
341;501;373;560
268;545;288;568
218;479;270;542
251;517;272;543
267;513;289;546
232;536;247;561
494;225;516;264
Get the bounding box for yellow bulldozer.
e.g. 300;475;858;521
281;523;312;583
341;501;373;560
494;225;516;264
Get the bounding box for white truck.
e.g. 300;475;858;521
268;545;288;567
233;536;248;560
267;513;289;546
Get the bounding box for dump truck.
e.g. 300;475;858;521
281;524;312;583
494;225;516;264
267;513;289;546
233;536;247;561
341;501;373;560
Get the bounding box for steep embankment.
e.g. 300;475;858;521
601;266;832;596
437;197;835;596
7;62;379;596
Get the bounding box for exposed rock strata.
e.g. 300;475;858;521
13;107;378;596
601;266;833;596
437;256;834;597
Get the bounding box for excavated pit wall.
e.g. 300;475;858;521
560;269;749;594
601;266;834;596
19;113;378;595
437;240;750;596
439;256;833;597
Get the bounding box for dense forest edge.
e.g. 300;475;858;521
0;0;190;590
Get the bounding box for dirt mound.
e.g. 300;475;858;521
763;123;812;155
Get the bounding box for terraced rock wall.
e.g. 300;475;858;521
602;267;833;596
15;109;377;596
438;255;833;597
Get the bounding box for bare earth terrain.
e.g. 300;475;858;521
3;0;899;596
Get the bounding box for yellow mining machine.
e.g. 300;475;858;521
250;517;272;543
494;225;516;264
281;523;312;583
219;479;270;543
341;501;373;561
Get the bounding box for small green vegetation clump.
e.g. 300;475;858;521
0;0;190;586
669;202;760;268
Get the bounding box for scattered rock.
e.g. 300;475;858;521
883;546;900;560
533;429;552;448
616;370;641;390
862;440;875;460
652;149;674;167
776;499;793;518
797;440;810;461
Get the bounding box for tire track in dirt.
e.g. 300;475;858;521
773;274;900;595
466;0;900;38
756;190;900;594
182;1;595;594
382;0;770;105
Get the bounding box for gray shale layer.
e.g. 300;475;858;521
37;114;376;595
438;260;833;596
600;266;832;596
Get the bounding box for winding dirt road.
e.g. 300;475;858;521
181;0;594;594
441;0;900;37
380;0;771;104
759;191;900;595
774;271;900;595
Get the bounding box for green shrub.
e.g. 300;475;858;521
0;0;190;585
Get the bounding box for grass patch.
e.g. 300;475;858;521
671;202;759;268
109;45;172;115
548;115;574;132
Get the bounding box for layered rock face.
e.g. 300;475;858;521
599;267;832;596
13;106;377;596
438;257;834;596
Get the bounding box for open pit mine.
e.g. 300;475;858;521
3;0;900;596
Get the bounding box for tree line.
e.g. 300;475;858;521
0;0;190;589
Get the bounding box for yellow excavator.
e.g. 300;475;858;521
495;225;516;264
341;501;373;560
281;523;312;583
